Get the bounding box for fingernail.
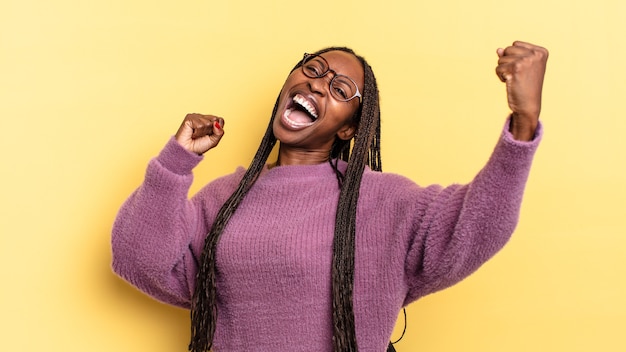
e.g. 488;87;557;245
214;121;221;129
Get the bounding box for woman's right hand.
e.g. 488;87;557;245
175;113;225;155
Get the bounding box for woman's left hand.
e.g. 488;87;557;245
496;41;549;141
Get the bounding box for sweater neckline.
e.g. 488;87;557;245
259;159;347;180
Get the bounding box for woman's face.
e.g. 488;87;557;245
273;50;364;153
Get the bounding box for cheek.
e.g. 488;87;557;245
324;104;357;132
277;73;303;100
334;101;359;121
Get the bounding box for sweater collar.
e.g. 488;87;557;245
261;159;348;179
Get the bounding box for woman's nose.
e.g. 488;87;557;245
307;73;333;97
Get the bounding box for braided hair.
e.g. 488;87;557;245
189;47;381;352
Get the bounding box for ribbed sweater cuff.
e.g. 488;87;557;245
501;115;544;147
493;116;543;171
156;136;203;175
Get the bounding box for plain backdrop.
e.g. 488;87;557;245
1;0;625;351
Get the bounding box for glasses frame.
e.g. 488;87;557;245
301;53;362;104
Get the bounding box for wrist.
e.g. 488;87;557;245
509;112;538;141
157;137;203;175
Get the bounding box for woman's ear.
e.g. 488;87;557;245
336;119;358;141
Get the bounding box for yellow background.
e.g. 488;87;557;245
1;0;624;351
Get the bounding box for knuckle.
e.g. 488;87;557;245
532;45;549;58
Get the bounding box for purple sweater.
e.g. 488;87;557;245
112;119;542;352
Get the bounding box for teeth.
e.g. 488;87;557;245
283;108;314;127
293;95;318;118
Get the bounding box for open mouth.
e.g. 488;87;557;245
283;94;319;127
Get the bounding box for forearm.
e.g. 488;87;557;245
111;137;203;306
455;118;542;258
407;119;542;301
454;119;542;260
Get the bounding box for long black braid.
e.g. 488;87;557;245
189;47;381;352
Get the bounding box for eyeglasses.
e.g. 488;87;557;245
301;53;362;103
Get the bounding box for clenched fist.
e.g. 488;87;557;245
496;41;549;141
175;113;225;155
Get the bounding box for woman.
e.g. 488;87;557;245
112;42;548;352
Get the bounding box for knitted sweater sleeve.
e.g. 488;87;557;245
403;119;543;305
111;137;208;309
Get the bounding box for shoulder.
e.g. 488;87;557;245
362;168;423;192
192;166;246;203
360;168;441;203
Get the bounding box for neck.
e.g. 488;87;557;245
273;145;331;167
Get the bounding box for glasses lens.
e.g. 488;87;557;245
330;76;358;102
301;53;360;102
302;55;327;78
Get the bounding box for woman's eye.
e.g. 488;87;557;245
304;64;320;76
334;87;348;99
